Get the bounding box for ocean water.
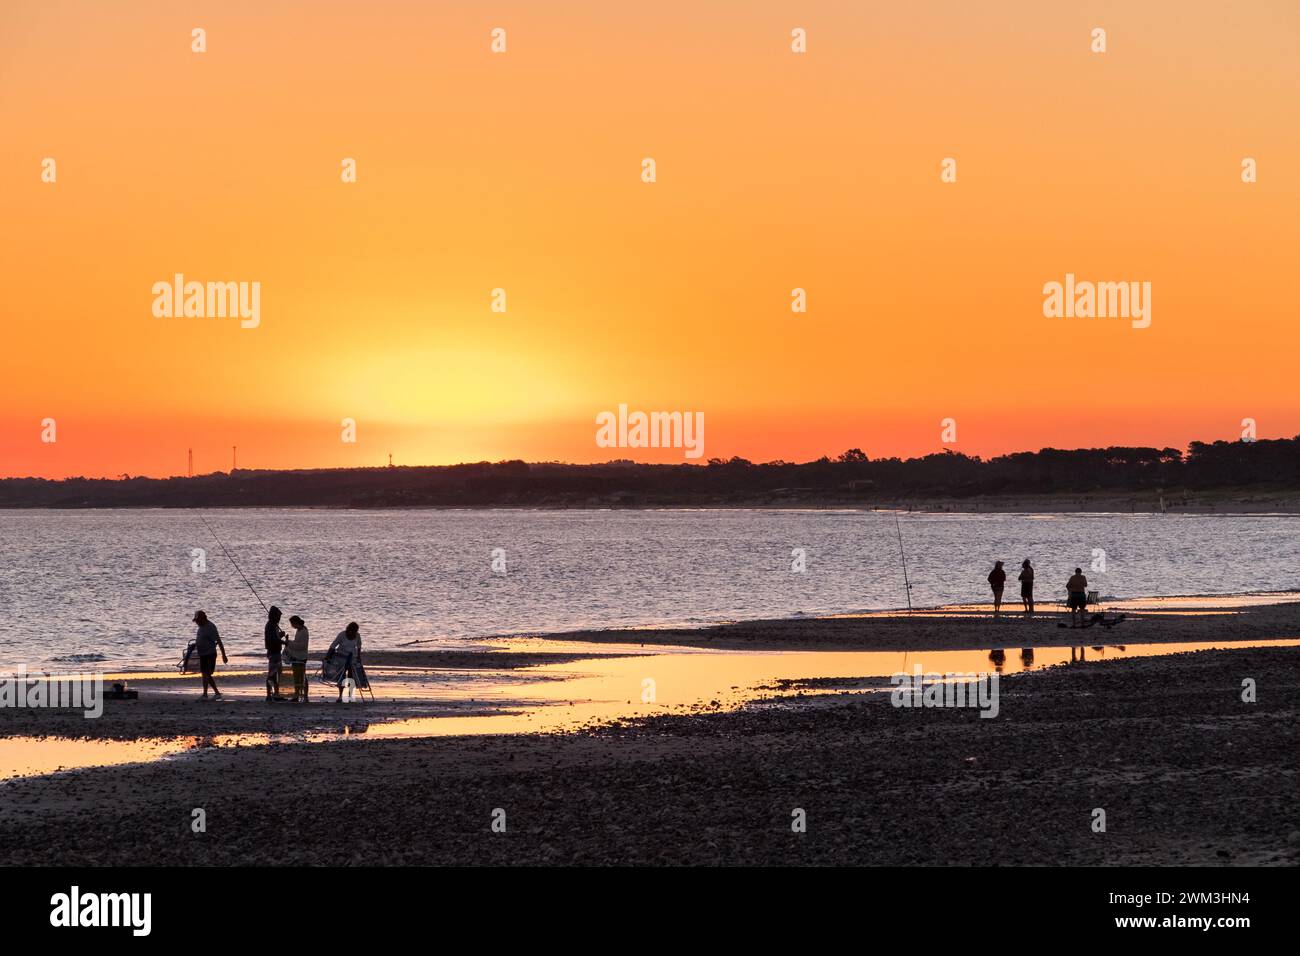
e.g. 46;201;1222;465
1;508;1296;671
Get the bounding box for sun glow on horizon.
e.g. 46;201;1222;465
1;0;1297;479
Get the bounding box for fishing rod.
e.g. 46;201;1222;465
894;514;913;612
200;515;269;614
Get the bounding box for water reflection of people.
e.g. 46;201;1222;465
988;648;1007;672
1069;645;1127;664
1019;647;1034;668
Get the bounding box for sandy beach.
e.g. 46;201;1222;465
1;598;1297;866
548;593;1300;652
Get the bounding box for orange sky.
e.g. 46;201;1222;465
2;0;1298;479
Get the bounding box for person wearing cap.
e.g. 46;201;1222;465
325;622;363;703
192;610;228;700
1018;559;1036;617
286;614;310;703
264;605;287;701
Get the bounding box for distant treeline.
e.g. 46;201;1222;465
3;437;1298;509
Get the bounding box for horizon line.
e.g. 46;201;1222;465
4;434;1291;483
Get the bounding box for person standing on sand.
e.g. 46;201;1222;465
1018;559;1035;617
192;610;228;700
326;622;363;703
987;561;1007;620
1066;567;1089;627
264;605;287;701
286;614;310;703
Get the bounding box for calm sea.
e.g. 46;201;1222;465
1;509;1296;670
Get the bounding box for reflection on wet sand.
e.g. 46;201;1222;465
4;636;1299;781
238;636;1300;739
0;736;197;780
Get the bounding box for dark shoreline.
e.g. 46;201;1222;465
6;444;1300;512
3;600;1297;864
1;642;1296;865
6;498;1300;513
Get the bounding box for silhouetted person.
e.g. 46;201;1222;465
988;648;1007;672
1019;647;1035;668
988;561;1007;620
192;610;227;700
1018;559;1035;616
264;605;286;701
1066;567;1089;627
286;614;310;703
326;622;363;703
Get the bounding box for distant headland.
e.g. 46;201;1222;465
4;437;1299;511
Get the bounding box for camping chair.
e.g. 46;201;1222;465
178;641;200;674
351;661;374;702
1059;590;1103;613
317;653;374;702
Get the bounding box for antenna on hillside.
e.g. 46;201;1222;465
232;446;237;472
187;448;193;478
388;452;393;469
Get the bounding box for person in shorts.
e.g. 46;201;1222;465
1066;568;1089;627
265;605;287;701
192;610;228;700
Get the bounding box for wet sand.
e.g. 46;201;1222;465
549;594;1300;652
0;648;639;740
1;600;1297;865
0;645;1296;865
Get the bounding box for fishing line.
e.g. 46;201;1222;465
895;514;913;612
199;515;269;614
